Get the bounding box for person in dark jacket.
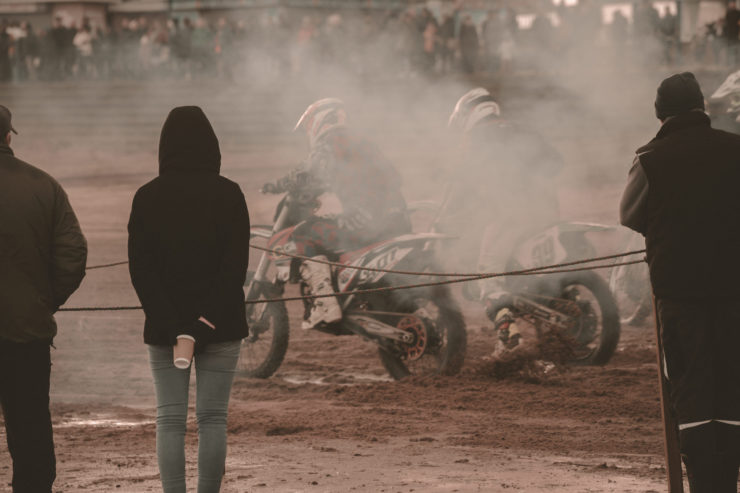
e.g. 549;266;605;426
725;1;740;66
620;72;740;492
459;15;479;74
128;106;249;493
0;105;87;493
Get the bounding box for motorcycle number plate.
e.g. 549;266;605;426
514;228;567;269
338;247;413;292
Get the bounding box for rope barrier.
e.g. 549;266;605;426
81;243;647;278
86;260;129;270
59;305;142;312
241;259;645;305
248;244;647;277
57;258;645;312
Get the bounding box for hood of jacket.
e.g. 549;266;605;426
158;106;221;175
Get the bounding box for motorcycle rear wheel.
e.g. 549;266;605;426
556;271;620;365
377;286;467;380
236;295;290;379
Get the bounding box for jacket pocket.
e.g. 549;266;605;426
0;261;55;340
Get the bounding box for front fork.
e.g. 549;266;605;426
246;205;292;320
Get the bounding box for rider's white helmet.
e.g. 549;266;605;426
294;98;347;148
448;88;501;134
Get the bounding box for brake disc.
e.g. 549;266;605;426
397;316;428;361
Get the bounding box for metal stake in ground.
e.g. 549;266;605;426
653;295;684;492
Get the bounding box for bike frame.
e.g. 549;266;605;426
245;192;453;348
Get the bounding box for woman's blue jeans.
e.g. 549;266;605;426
148;341;241;493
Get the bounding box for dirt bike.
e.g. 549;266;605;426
475;222;622;365
237;187;467;381
608;230;652;326
708;69;740;135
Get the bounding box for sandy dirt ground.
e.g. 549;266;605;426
0;73;703;491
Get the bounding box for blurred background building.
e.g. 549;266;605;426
0;0;736;84
0;1;728;40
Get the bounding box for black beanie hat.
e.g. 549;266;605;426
655;72;705;120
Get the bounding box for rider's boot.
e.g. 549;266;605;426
494;308;521;350
300;256;342;330
485;292;521;350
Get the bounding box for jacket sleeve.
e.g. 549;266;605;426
199;185;250;328
51;183;87;309
127;189;181;340
274;158;329;193
619;156;650;235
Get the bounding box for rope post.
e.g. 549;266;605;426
653;295;685;492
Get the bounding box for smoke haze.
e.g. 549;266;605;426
1;1;733;403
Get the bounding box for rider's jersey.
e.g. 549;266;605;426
438;119;562;269
277;128;410;240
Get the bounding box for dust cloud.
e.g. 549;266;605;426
1;1;730;405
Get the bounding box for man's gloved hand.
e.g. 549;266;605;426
261;182;280;194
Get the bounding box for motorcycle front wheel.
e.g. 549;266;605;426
554;271;620;365
608;257;652;326
236;289;290;378
608;233;651;326
377;285;467;380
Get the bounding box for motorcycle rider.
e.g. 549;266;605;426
262;98;411;330
440;88;563;349
708;69;740;135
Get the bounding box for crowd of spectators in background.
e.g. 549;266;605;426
1;0;740;83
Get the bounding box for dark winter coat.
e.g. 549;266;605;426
0;143;87;343
620;111;740;298
128;106;249;347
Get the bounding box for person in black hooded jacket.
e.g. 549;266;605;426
128;106;249;493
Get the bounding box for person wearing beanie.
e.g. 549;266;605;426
621;73;740;491
654;72;705;121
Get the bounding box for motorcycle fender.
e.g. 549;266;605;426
250;227;273;240
554;222;614;233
